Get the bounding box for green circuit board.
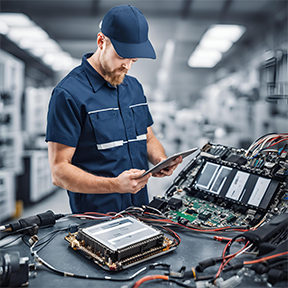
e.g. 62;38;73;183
167;195;248;227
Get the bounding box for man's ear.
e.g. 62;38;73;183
97;33;105;50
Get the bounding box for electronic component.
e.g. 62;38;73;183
239;213;288;252
0;252;29;287
199;211;211;221
186;208;198;215
194;161;279;211
2;210;63;235
144;197;167;213
161;139;288;229
167;198;183;210
65;216;177;271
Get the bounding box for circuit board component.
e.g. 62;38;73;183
65;216;176;271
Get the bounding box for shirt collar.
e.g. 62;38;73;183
81;53;127;93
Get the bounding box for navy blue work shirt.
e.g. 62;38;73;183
46;53;153;213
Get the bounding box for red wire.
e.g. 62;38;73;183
83;211;111;216
214;240;250;280
140;216;249;232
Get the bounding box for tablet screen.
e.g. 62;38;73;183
140;147;198;177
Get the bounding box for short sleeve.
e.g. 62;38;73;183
138;81;153;128
146;103;154;127
45;88;81;147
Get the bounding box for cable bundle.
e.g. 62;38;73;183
246;133;288;157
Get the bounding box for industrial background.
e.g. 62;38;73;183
0;0;287;220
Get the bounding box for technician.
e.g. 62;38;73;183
46;5;182;214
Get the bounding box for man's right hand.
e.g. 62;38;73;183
115;169;152;194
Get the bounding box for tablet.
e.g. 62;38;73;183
140;147;198;177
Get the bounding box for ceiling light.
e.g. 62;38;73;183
199;38;233;53
188;55;222;68
204;24;246;43
187;24;246;68
1;12;75;72
188;58;221;68
42;52;72;66
28;48;46;57
0;13;33;27
8;26;49;43
51;57;76;71
192;48;222;61
0;21;9;35
19;38;60;51
188;57;220;68
188;48;222;68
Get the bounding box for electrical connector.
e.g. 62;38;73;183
195;276;243;288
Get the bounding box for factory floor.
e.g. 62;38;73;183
20;188;71;218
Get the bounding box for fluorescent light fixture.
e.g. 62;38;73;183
188;58;220;68
8;26;49;42
51;57;76;71
0;21;9;35
192;48;222;61
42;52;72;65
188;24;246;68
199;38;233;53
0;13;33;27
28;48;46;57
204;24;246;43
19;38;60;51
188;49;222;68
2;12;76;71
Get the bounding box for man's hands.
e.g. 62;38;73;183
152;156;183;178
114;155;182;194
115;169;152;194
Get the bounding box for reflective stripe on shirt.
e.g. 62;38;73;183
97;134;147;150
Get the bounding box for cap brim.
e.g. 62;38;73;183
110;38;156;59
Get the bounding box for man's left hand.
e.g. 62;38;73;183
152;156;183;178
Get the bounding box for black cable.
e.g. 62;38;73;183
0;224;38;241
26;222;148;282
35;229;68;253
35;253;147;281
152;224;181;246
0;235;23;249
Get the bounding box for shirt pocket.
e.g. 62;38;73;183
130;104;148;136
88;108;123;144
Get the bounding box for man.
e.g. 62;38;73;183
46;5;182;213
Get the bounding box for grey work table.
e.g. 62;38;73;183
1;217;287;288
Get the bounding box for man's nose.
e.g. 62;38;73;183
122;59;134;70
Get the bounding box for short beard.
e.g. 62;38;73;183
106;70;127;86
100;51;128;86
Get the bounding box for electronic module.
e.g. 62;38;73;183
148;136;288;229
65;216;177;271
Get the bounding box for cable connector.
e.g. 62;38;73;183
28;235;39;246
196;258;219;272
195;276;243;288
166;266;186;278
68;223;79;233
216;276;243;288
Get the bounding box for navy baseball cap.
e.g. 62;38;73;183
101;5;156;59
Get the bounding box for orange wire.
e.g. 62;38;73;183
244;252;288;265
132;275;169;288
